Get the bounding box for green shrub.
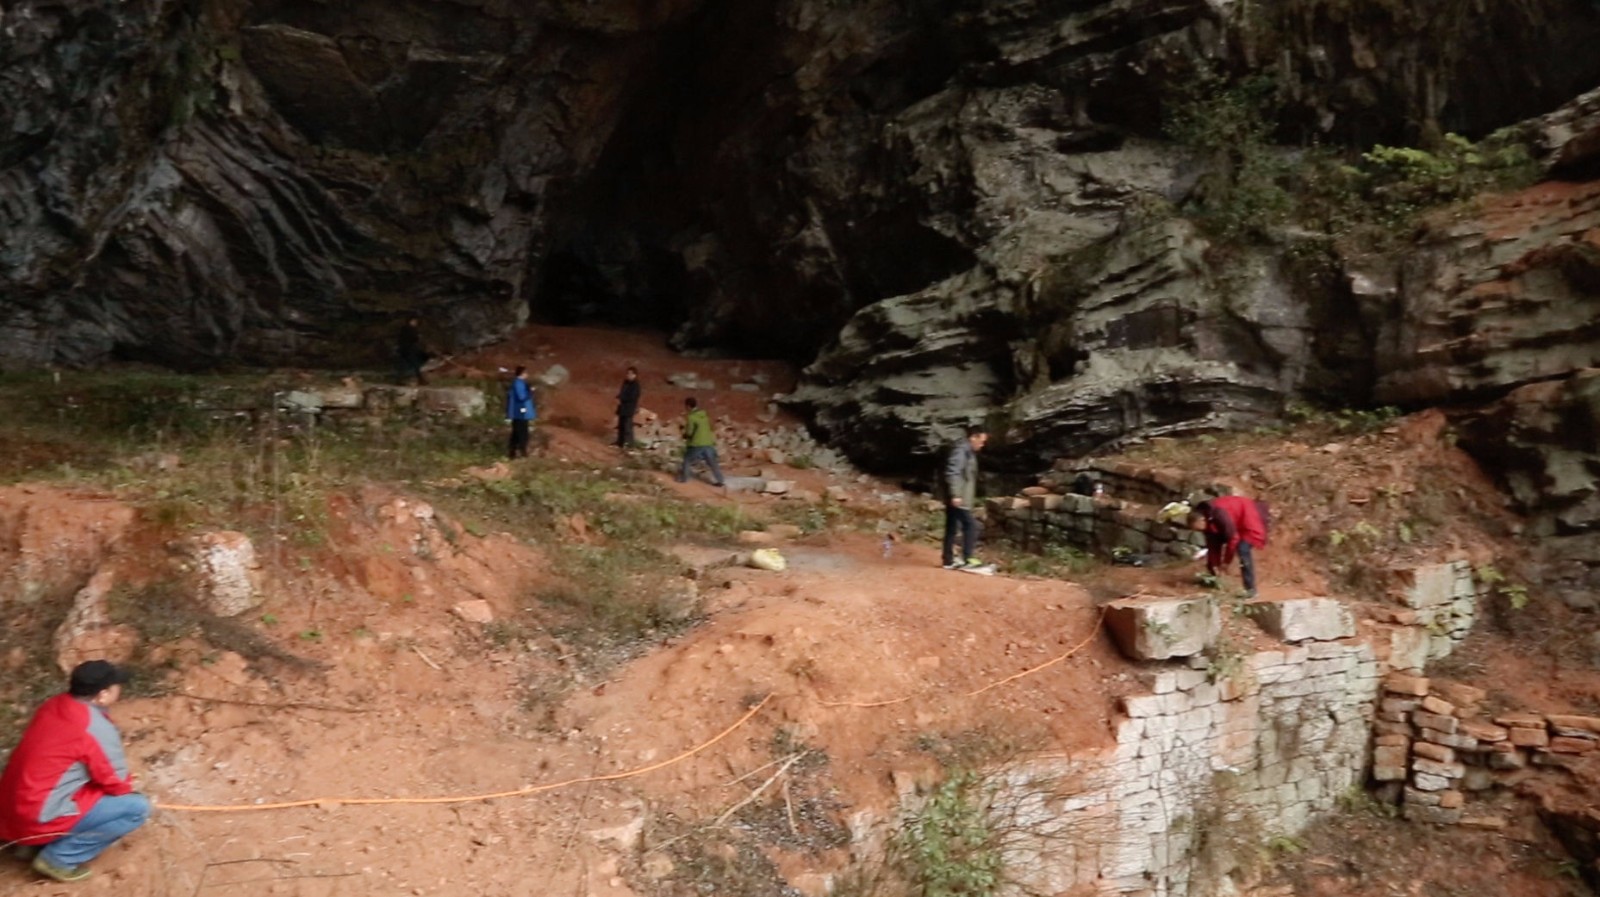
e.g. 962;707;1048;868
898;771;1003;897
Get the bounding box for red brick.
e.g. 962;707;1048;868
1373;745;1409;767
1414;757;1466;778
1545;714;1600;737
1374;720;1413;737
1420;695;1457;717
1495;712;1546;728
1386;673;1430;697
1549;737;1598;754
1413;711;1459;734
1419;727;1477;750
1437;790;1465;809
1434;682;1488;708
1509;726;1549;748
1413;742;1455;763
1381;697;1421;714
1375;734;1411;747
1460;720;1509;742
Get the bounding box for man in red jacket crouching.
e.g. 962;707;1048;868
1188;495;1271;598
1;661;149;882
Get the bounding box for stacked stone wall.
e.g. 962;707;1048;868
989;632;1379;896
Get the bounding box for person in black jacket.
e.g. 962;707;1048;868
395;317;430;385
615;366;641;449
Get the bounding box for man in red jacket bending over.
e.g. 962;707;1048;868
1188;495;1271;597
0;660;149;882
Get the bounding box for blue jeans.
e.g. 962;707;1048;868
1238;541;1257;594
39;793;150;868
678;446;724;485
942;504;979;565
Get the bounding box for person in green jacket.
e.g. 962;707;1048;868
676;397;725;486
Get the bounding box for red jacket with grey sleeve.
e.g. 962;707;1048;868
1200;495;1269;572
0;694;135;846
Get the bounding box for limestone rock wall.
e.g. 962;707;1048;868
994;642;1380;897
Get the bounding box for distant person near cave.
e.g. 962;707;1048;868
615;366;641;450
396;316;431;385
0;661;150;883
676;397;724;487
1188;495;1271;597
939;425;989;570
506;365;536;459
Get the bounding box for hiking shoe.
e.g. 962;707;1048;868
32;855;90;882
941;561;961;570
961;558;987;569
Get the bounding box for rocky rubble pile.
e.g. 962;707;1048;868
1371;672;1598;828
631;408;858;494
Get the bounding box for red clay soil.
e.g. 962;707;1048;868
0;325;1596;897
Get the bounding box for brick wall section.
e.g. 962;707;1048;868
1372;672;1595;827
1369;561;1483;670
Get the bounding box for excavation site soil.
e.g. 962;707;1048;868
0;326;1595;897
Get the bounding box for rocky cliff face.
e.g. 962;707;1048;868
3;0;1600;479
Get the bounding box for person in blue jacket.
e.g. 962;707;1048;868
506;366;536;459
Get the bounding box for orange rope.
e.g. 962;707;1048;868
816;606;1106;708
158;694;770;813
158;595;1116;813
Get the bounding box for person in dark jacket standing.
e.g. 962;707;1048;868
506;366;536;459
396;317;430;385
0;661;149;882
940;426;989;570
1188;495;1270;597
615;366;641;449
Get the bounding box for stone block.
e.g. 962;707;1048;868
1374;734;1411;747
1488;749;1527;770
1420;695;1457;717
1398;563;1461;609
1404;804;1463;825
1419;727;1478;750
1413;758;1465;779
1373;745;1409;767
1462;768;1496;791
1549;736;1597;754
418;386;487;417
1381;697;1421;714
1372;765;1408;782
1404;786;1441;806
1437;790;1465;809
1546;714;1600;736
1413;711;1458;734
1373;720;1413;737
1029;493;1063;511
1413;742;1455;763
1460;720;1509;742
1385;673;1430;696
1104;595;1220;661
187;531;263;617
1532;753;1581;770
1412;772;1452;791
1494;712;1546;728
1509;727;1549;748
1251;597;1355;642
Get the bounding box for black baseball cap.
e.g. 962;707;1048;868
69;660;130;697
